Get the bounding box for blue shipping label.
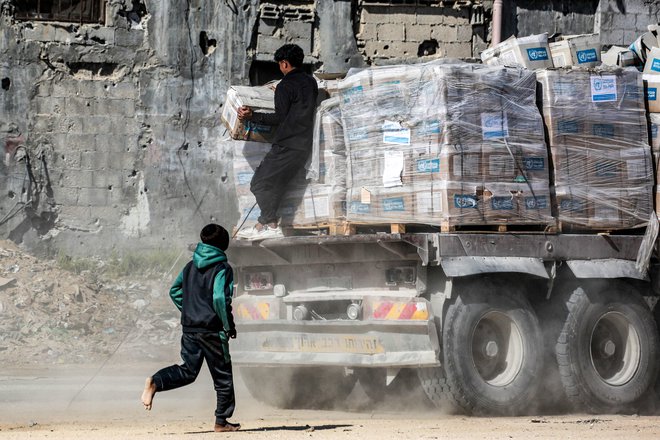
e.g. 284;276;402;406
454;194;478;209
648;88;658;101
523;157;545;171
418;120;441;136
416;158;440;173
382;197;406;212
592;124;615;138
560;199;585;212
482;113;509;139
349;201;371;214
249;123;272;134
653;59;660;72
237;171;253;185
577;48;598;64
526;47;549;61
591;76;617;102
347;127;369;142
652;125;659;139
558;120;580;134
491;197;514;210
342;85;364;104
524;196;548;210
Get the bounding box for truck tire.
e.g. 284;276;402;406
239;366;356;409
556;285;659;413
440;282;543;415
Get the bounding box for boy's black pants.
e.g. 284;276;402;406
152;331;235;425
250;143;309;225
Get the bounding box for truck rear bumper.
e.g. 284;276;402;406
231;320;441;368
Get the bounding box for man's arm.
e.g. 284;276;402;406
169;271;184;311
239;82;293;126
212;265;236;337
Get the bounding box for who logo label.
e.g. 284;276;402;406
526;47;549;61
577;48;598;64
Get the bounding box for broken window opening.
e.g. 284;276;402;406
14;0;106;25
1;78;10;90
249;60;313;86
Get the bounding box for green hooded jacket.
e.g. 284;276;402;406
169;243;235;361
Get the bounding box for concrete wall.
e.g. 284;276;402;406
0;0;258;256
2;0;660;258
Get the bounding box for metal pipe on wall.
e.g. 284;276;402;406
492;0;504;46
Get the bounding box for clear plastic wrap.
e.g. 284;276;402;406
337;62;553;228
538;68;653;229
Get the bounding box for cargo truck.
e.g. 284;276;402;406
228;225;660;415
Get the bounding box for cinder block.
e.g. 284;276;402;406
107;82;136;100
405;23;433;42
86;27;116;45
35;97;63;115
52;82;77;99
61;170;94;188
23;24;56;42
258;18;279;36
83;115;113;135
282;21;312;40
31;116;55;133
257;35;284;54
92;171;123;189
415;10;443;25
77;187;109;207
442;42;472;59
53;187;80;206
433;25;459;43
97;134;127;154
65;97;93;116
358;22;378;39
443;9;470;26
115;28;145;47
457;25;474;43
63;134;95;150
378;24;405;42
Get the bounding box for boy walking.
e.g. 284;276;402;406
141;224;240;432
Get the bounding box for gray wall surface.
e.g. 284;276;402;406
1;0;660;258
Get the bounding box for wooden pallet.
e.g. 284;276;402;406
283;222;407;236
440;221;559;234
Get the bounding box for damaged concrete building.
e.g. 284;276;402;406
1;0;659;256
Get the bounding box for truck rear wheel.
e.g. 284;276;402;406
239;366;356;409
438;282;543;415
556;285;659;413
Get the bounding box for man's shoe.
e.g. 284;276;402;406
250;225;283;240
235;226;257;240
214;422;241;432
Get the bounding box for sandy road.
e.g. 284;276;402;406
1;363;660;440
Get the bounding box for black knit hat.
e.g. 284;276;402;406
200;224;229;251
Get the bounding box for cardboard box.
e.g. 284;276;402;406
481;33;554;70
550;147;589;187
644;74;660;113
279;185;346;226
602;46;638;68
437;182;486;225
650;113;660;152
555;185;590;227
221;86;277;143
550;34;602;68
643;47;660;75
440;144;482;182
630;28;659;65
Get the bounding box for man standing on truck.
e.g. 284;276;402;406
235;44;319;240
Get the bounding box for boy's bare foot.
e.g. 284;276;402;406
214;421;241;432
141;377;157;410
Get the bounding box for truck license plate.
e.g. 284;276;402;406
261;334;385;354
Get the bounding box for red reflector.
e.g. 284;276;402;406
399;302;417;320
373;302;394;319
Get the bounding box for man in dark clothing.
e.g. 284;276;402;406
236;44;319;240
141;224;240;433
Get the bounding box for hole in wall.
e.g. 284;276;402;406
1;78;10;90
199;31;217;56
8;191;15;199
383;44;389;50
418;39;439;57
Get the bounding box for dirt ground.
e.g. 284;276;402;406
3;242;660;439
2;363;660;440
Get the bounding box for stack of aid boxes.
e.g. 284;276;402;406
642;42;660;216
537;68;653;229
336;61;553;228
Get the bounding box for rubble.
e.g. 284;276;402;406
0;240;181;366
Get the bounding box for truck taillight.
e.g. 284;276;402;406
235;299;279;321
364;298;430;321
243;271;273;291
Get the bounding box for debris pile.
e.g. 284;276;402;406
0;240;181;366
